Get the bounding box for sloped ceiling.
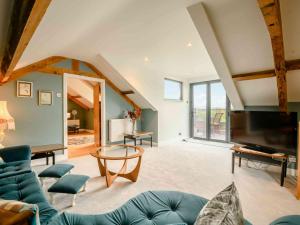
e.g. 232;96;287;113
201;0;300;105
5;0;300;107
15;0;220;110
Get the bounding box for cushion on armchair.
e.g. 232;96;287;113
0;145;31;162
0;160;31;179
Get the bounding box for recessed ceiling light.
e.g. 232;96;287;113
144;57;149;62
187;42;192;47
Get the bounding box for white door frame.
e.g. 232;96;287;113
63;73;106;157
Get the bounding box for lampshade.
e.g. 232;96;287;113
0;101;15;130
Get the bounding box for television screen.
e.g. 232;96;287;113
230;111;298;155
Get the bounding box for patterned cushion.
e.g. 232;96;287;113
194;183;244;225
0;198;40;225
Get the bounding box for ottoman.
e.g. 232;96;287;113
38;164;74;185
48;174;89;206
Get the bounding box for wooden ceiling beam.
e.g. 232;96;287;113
71;59;80;71
232;59;300;81
37;66;99;78
1;0;52;82
258;0;287;112
232;70;275;81
83;62;140;109
121;90;135;95
4;56;65;83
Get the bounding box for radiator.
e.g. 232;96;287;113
109;119;133;142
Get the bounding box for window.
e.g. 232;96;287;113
164;78;183;100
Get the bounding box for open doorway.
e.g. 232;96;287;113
63;74;105;158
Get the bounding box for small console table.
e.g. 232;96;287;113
31;144;67;165
124;131;153;147
231;145;288;186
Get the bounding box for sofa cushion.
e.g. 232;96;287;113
194;183;244;225
0;160;31;179
0;171;58;225
270;215;300;225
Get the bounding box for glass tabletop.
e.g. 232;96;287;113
90;144;144;160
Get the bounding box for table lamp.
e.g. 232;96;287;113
0;101;15;148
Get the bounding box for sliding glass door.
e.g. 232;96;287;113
190;81;229;142
192;83;207;139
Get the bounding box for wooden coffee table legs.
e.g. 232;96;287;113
96;156;142;187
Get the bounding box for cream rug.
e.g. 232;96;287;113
34;141;300;225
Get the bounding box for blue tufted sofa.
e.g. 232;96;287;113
48;191;252;225
0;145;299;225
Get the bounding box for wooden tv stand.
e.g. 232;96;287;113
231;145;288;186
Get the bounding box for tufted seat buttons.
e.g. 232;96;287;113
147;213;153;220
170;204;177;211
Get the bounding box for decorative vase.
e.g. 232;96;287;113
131;119;136;134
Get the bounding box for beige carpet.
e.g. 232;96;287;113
34;141;300;225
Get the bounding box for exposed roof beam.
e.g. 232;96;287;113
38;66;99;78
233;70;275;81
232;59;300;81
68;94;90;110
121;90;135;95
4;56;65;82
187;3;244;110
286;59;300;71
71;59;80;71
258;0;287;112
1;0;52;82
83;62;140;109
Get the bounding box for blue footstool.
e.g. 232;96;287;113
38;164;74;185
48;174;89;207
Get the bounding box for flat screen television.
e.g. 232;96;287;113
230;111;298;155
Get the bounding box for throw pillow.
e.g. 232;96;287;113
0;157;4;164
0;199;40;225
194;183;244;225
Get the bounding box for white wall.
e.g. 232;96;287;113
122;67;190;142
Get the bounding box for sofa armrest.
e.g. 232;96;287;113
0;145;31;162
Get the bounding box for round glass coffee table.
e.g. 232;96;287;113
90;144;144;187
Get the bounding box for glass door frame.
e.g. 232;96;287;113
190;80;230;143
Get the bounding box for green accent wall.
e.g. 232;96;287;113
0;73;63;146
67;100;93;130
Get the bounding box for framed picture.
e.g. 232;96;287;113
39;90;53;106
17;81;33;97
